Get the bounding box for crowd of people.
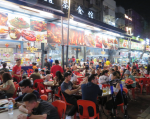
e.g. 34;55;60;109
0;56;150;119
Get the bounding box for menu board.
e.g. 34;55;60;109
119;39;128;48
131;41;144;50
0;12;47;43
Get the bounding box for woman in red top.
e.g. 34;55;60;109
12;59;21;82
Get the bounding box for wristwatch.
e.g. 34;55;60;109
27;114;32;119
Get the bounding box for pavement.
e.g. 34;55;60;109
50;91;150;119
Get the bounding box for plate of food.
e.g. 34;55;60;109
0;12;8;26
9;27;21;40
30;20;47;32
114;39;118;44
107;38;113;43
9;17;29;29
21;30;36;41
0;26;8;38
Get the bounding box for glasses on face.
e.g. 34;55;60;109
20;87;25;90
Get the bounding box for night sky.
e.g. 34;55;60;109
115;0;150;22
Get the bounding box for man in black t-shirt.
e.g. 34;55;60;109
9;79;40;114
44;58;50;70
17;93;59;119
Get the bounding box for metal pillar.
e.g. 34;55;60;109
41;43;45;68
84;47;86;62
66;0;71;67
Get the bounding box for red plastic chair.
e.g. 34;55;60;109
117;88;128;113
33;79;44;90
40;95;48;101
13;84;19;98
52;100;66;119
77;100;99;119
54;87;62;101
37;82;53;102
62;94;76;119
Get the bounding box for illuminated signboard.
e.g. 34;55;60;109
125;14;132;21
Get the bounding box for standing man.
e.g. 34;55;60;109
101;59;104;69
106;59;111;66
51;60;63;77
44;58;50;70
104;57;106;62
49;56;53;68
12;59;21;82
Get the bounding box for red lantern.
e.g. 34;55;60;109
5;43;9;47
18;44;21;49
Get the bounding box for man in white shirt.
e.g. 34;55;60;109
68;71;77;85
99;70;109;84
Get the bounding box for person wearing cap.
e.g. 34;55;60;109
51;60;63;77
61;72;81;119
124;70;136;89
81;74;102;116
44;58;50;70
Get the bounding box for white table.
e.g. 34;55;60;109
0;109;24;119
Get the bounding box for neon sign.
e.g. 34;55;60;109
77;6;84;15
88;11;93;19
62;0;69;9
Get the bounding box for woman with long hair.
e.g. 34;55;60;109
0;73;15;99
54;71;64;86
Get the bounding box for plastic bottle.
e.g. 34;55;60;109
8;100;13;115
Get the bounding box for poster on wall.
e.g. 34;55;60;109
0;11;47;43
47;23;62;44
95;34;102;48
84;30;95;47
119;39;128;48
